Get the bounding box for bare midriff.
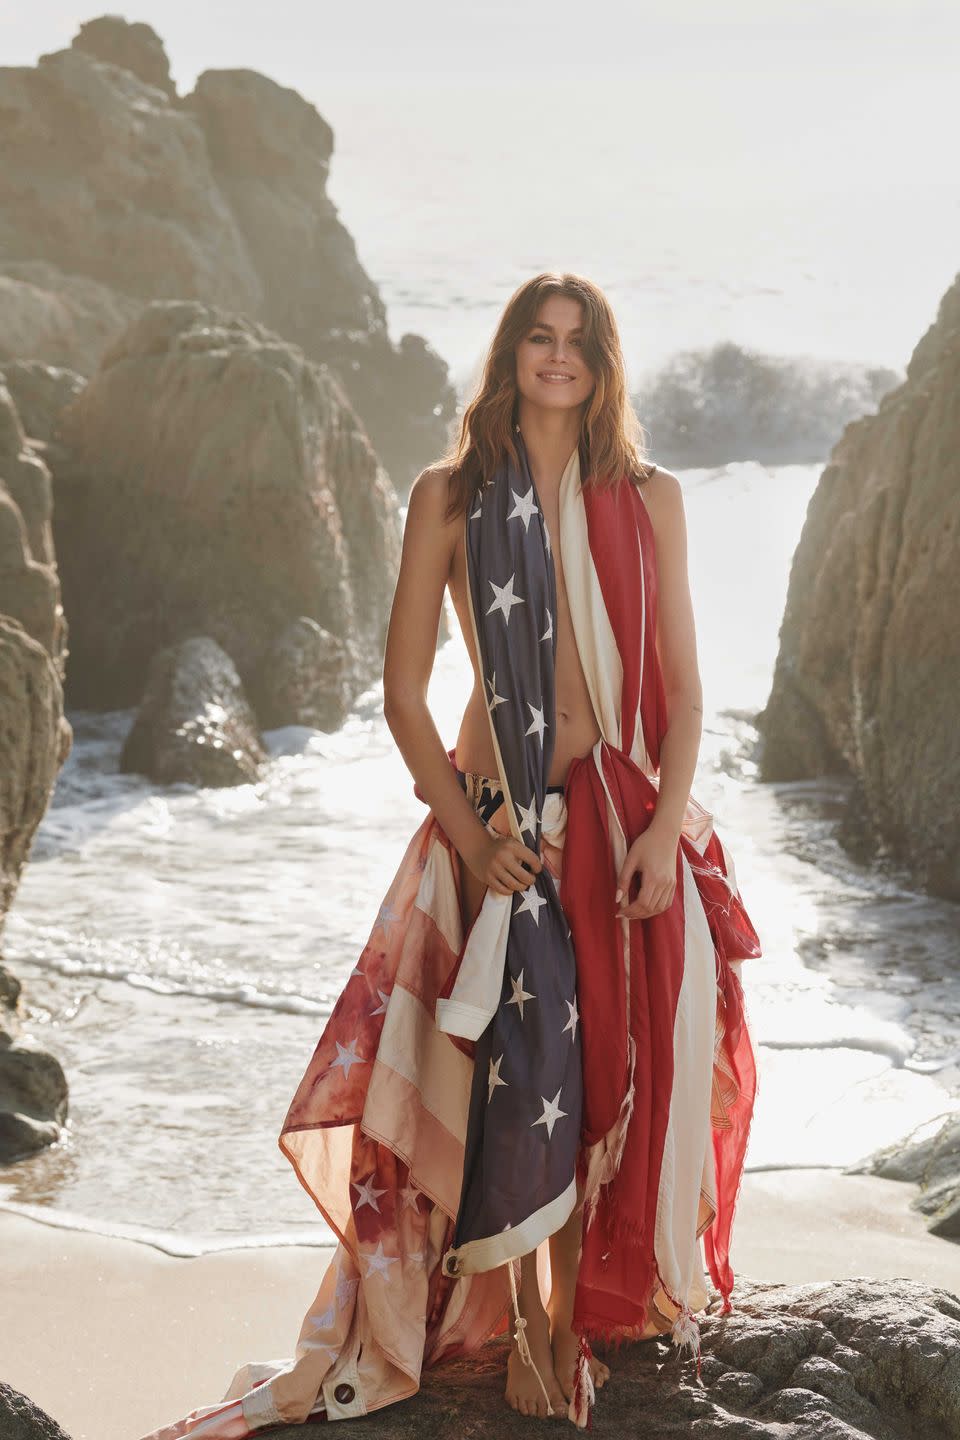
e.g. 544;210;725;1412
446;497;602;790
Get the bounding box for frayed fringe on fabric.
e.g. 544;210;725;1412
572;1269;662;1355
574;1317;647;1355
567;1335;596;1430
582;1031;637;1233
669;1301;703;1384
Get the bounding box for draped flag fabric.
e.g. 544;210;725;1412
137;433;762;1439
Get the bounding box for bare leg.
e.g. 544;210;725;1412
457;844;566;1418
504;1248;568;1419
546;1173;611;1397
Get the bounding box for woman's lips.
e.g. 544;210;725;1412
537;372;575;383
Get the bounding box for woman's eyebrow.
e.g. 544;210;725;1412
530;323;584;335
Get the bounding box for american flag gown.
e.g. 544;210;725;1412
138;431;762;1437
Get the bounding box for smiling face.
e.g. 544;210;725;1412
514;292;595;418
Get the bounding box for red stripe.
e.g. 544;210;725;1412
561;743;685;1338
582;476;668;767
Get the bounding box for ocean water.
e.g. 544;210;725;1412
322;85;960;391
3;459;959;1256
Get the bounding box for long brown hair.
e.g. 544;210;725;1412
439;271;654;524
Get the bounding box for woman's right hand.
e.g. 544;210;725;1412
464;831;543;896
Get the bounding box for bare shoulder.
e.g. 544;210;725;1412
408;461;455;507
408;463;460;527
400;463;462;585
634;463;684;542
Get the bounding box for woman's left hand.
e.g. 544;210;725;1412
615;824;680;920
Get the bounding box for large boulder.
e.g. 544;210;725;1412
0;16;454;490
0;386;72;1161
0;37;259;310
851;1112;960;1241
0;396;73;1158
121;636;267;787
0;384;67;659
0;383;72;879
0;1382;72;1440
0;360;87;448
51;300;402;723
243;1278;960;1438
259;616;355;732
758;270;960;898
0;262;143;377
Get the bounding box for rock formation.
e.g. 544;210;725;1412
0;14;454;492
0;362;86;450
168;1278;959;1439
852;1111;960;1242
51;300;402;723
758;270;960;899
120;637;268;787
0;1381;72;1440
0;383;72;1160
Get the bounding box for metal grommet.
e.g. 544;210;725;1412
444;1253;461;1276
333;1382;355;1404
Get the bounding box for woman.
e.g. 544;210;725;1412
139;274;760;1438
382;273;708;1419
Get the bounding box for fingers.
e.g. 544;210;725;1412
481;838;543;897
498;839;542;890
498;858;537;890
511;839;543;873
617;879;676;919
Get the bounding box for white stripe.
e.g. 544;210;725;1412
652;850;716;1306
441;1174;578;1275
631;498;649;770
414;837;463;954
374;985;472;1142
558;448;624;749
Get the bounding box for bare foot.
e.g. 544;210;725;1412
505;1304;568;1419
549;1320;610;1401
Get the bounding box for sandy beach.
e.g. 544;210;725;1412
3;1166;960;1440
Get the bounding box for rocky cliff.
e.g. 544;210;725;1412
0;383;72;1160
758;270;960;899
50;300;403;719
0;14;453;493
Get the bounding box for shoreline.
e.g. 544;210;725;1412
0;1196;333;1259
4;1166;960;1440
0;1158;910;1260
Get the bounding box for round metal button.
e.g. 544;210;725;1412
333;1382;355;1405
444;1254;461;1275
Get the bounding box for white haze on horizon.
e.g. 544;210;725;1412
4;2;959;380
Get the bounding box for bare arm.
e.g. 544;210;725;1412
616;468;703;918
643;467;704;840
382;468;541;895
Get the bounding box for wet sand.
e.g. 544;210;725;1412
3;1167;959;1440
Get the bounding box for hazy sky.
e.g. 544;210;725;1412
8;2;958;107
4;3;959;378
